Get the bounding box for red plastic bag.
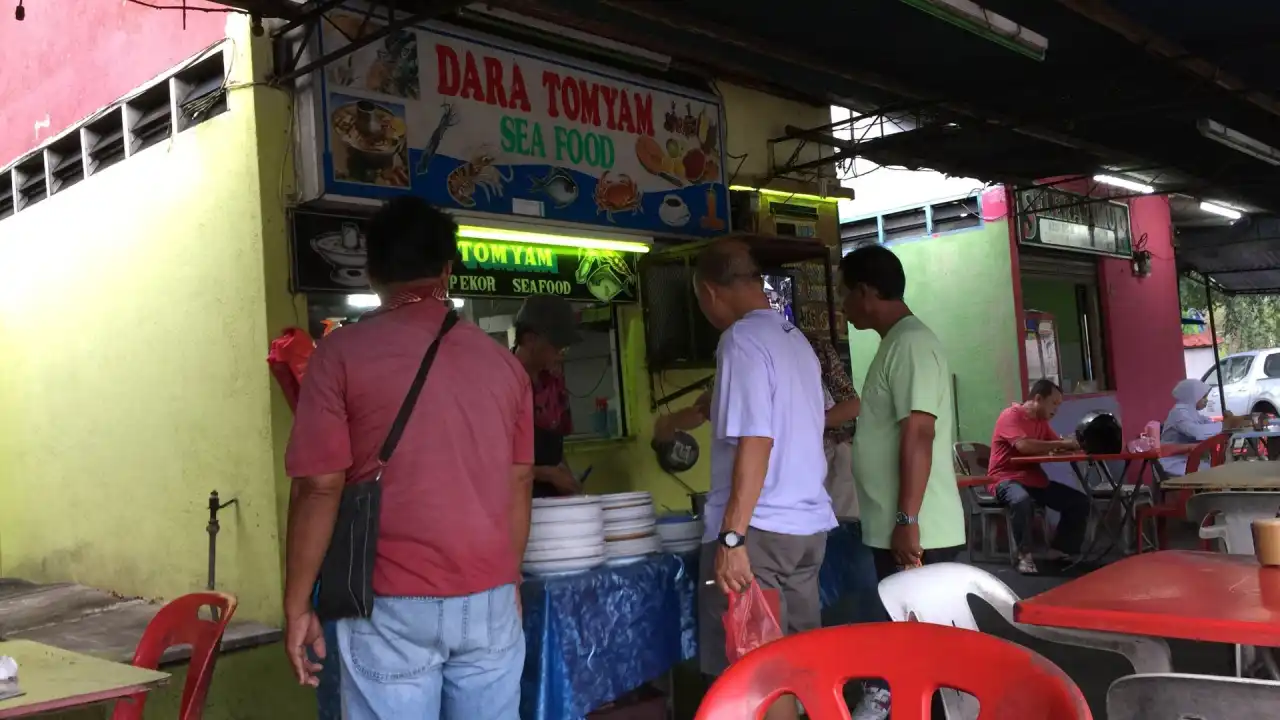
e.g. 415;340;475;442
723;581;784;663
267;327;315;414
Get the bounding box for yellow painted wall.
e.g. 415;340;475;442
718;83;836;186
0;18;288;625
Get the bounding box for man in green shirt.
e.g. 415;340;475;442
840;245;965;720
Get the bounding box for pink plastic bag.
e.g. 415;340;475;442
723;581;784;663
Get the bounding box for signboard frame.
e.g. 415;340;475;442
302;10;731;240
290;208;641;303
1015;187;1134;259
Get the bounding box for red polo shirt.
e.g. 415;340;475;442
987;404;1057;492
285;295;533;598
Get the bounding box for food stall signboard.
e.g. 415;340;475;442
292;209;639;302
1016;187;1132;258
317;14;729;238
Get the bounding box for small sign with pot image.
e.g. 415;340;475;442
310;222;369;288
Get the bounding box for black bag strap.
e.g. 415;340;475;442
377;310;459;467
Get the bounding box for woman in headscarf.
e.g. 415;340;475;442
1159;378;1224;476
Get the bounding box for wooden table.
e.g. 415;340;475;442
1014;550;1280;647
1162;461;1280;491
0;640;168;718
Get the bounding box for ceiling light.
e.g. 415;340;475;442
457;225;651;254
729;185;844;204
1200;201;1242;220
347;294;380;309
1197;119;1280;167
899;0;1048;61
451;298;465;308
1094;175;1153;194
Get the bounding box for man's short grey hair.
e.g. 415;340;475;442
694;236;762;287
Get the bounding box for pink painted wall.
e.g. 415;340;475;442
1098;195;1186;437
0;2;225;167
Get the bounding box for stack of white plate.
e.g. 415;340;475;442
656;515;703;554
523;496;605;576
601;491;660;566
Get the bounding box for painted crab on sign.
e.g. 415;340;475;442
594;172;643;222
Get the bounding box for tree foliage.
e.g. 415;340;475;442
1179;275;1280;354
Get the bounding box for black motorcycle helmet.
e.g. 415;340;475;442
1076;411;1123;455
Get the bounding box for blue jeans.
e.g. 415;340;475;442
336;586;524;720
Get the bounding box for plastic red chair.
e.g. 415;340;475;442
111;592;238;720
694;622;1092;720
1135;432;1229;552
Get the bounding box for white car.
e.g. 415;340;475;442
1201;348;1280;419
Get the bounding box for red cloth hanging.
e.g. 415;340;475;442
267;327;315;414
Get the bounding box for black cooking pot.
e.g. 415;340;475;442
1076;411;1123;455
654;430;700;473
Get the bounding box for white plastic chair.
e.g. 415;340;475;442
1186;491;1280;555
1184;491;1280;680
1107;673;1280;719
878;563;1172;720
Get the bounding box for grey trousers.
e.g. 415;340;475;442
697;528;827;675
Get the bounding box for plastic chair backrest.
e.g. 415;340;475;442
695;622;1091;720
111;592;238;720
953;442;991;476
1107;672;1280;720
1185;491;1280;554
1185;432;1230;474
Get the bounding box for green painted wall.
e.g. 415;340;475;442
0;23;285;625
847;221;1022;446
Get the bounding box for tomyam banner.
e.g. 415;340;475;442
317;15;729;238
290;209;640;302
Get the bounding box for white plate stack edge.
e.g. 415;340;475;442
601;491;659;566
523;496;606;576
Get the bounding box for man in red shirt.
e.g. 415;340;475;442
283;197;534;719
987;379;1090;574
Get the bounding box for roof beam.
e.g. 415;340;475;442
1055;0;1280;120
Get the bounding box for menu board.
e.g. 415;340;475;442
316;15;730;238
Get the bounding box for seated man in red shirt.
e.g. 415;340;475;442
987;379;1090;574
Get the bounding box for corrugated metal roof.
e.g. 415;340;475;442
1178;218;1280;294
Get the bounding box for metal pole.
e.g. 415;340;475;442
1204;275;1226;398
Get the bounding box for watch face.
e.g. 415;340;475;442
722;531;743;548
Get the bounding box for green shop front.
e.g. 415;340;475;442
289;12;733;717
289;11;731;446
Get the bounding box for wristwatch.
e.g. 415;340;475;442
718;530;746;549
895;512;919;526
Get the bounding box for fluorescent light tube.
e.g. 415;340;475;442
1197;119;1280;167
1200;201;1242;220
457;225;651;254
900;0;1048;60
347;294;381;309
1094;175;1153;194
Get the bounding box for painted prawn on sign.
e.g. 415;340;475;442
319;14;730;238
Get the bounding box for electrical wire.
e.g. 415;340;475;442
125;0;244;12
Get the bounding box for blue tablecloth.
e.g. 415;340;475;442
316;525;877;720
521;553;694;720
315;553;695;720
